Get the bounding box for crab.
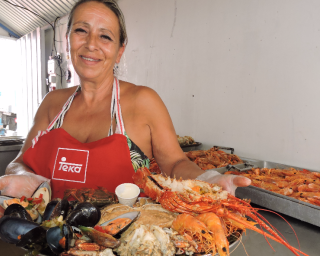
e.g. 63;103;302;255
63;187;118;207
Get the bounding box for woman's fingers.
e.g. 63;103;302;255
0;174;50;198
233;176;251;187
0;175;10;195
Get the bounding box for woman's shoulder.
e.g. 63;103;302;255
43;86;78;106
40;86;79;119
120;80;161;105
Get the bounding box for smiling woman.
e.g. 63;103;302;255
0;0;250;201
67;1;125;82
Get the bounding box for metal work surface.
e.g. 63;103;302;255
230;204;320;256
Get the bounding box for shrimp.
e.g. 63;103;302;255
196;212;229;256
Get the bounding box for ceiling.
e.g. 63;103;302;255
0;0;78;38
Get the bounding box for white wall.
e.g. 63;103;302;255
118;0;320;170
0;27;9;37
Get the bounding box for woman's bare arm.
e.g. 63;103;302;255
135;86;250;194
135;86;205;179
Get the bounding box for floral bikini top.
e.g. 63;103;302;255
33;78;150;172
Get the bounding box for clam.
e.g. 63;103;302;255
100;211;140;236
66;202;101;227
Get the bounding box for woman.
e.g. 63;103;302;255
0;0;250;199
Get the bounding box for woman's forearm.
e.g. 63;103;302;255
170;158;205;180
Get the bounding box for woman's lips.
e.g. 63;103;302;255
80;55;100;63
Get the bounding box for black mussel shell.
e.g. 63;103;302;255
43;199;69;221
63;224;74;251
4;203;32;221
16;226;47;247
46;224;73;255
66;202;101;227
46;226;65;255
0;216;40;244
43;200;59;221
51;199;69;220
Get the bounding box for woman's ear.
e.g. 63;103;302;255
116;44;125;64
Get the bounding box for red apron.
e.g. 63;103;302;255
23;79;135;199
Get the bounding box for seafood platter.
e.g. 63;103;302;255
0;167;308;256
216;157;320;227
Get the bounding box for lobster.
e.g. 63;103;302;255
133;167;308;256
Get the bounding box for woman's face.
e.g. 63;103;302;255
68;1;124;82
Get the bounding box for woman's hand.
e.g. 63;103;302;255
0;171;50;198
196;171;251;196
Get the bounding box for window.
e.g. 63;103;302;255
0;36;21;136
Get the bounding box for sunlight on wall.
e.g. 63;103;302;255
0;37;22;134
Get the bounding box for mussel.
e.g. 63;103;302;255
66;202;101;227
46;224;74;254
32;181;52;206
0;181;51;219
4;203;33;222
0;216;46;246
100;211;140;236
43;199;69;221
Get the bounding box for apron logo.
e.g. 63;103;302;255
59;157;82;173
52;148;89;183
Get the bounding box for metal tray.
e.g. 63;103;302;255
0;136;24;146
180;142;202;148
214;157;320;227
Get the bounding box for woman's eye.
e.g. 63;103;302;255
75;28;86;33
101;35;112;41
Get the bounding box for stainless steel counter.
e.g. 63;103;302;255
231;203;319;256
0;203;318;256
0;144;22;176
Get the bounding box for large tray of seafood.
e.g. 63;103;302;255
0;183;243;256
218;157;320;227
149;146;244;174
0;167;306;256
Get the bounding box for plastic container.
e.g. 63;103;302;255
115;183;140;207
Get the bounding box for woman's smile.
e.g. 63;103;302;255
80;55;101;64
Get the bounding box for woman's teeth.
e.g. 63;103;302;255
81;56;99;62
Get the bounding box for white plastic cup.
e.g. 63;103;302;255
115;183;140;207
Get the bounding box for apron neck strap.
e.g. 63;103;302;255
109;78;125;136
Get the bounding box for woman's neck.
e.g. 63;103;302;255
79;76;115;107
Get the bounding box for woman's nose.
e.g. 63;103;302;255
86;33;98;51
